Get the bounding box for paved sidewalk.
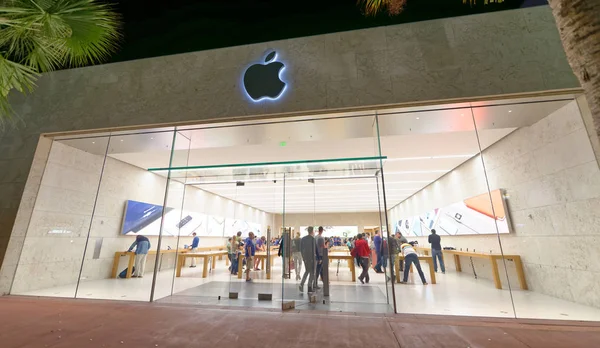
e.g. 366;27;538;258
1;297;599;348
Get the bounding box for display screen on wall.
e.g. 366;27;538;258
394;189;510;236
299;226;358;238
120;200;262;237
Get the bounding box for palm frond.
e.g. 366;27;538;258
0;53;38;122
0;0;121;71
358;0;406;16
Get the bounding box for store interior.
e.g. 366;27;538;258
10;95;600;320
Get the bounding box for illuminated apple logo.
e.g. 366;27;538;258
243;51;287;102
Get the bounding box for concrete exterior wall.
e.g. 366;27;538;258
388;101;600;308
0;6;579;293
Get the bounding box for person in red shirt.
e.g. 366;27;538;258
352;233;371;284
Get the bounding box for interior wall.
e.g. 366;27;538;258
275;212;380;236
11;141;272;294
388;101;600;308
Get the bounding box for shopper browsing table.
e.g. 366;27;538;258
291;232;303;281
428;229;445;274
128;235;151;278
189;232;200;268
400;243;428;285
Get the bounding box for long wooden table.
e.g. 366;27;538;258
328;252;356;282
236;251;278;280
112;246;227;279
395;254;437;284
176;250;228;278
111;249;188;279
416;247;527;290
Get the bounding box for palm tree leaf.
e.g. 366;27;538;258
358;0;390;16
0;53;39;121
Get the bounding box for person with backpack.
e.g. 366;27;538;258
128;235;151;278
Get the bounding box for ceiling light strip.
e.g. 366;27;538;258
148;156;387;173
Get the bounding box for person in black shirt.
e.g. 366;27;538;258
428;229;445;273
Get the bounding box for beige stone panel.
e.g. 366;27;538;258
26;210;92;238
550;197;600;236
40;161;102;195
47;142;105;173
566;268;600;309
11;260;80;294
18;236;87;265
34;185;97;216
533;128;595;177
529;101;583;148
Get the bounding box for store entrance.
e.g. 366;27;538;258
152;113;396;313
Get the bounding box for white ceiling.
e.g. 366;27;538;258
58;98;572;214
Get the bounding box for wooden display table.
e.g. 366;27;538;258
394;254;437;284
176;250;228;278
236;251;278;280
111;249;187;279
416;247;527;290
328;252;356;282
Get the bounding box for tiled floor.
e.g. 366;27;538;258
17;258;600;321
2;296;600;348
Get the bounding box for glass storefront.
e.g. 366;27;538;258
9;96;600;321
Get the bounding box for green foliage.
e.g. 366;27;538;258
0;0;121;125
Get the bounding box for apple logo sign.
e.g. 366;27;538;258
243;51;287;102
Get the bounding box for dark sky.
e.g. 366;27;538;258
107;0;532;63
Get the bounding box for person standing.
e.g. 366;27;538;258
400;243;428;285
395;232;408;244
230;234;240;275
244;232;256;282
291;232;303;281
428;229;445;274
373;230;384;273
353;233;370;284
254;236;266;271
128;235;151;278
189;232;200;268
300;227;316;292
315;226;326;290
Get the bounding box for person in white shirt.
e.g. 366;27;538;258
400;243;428;285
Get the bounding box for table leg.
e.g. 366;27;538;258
513;256;528;290
454;254;462;272
212;255;217;270
427;259;436;284
176;255;183;277
226;255;229;266
126;253;135;278
111;253;121;278
395;256;401;283
202;256;209;278
238;255;243;279
490;256;502;289
261;258;265;270
350;258;356;282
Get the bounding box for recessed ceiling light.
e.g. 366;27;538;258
92;142;95;144
120;139;124;142
416;117;420;120
151;137;154;140
508;110;512;113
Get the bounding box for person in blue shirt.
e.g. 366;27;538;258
373;230;386;273
244;232;256;282
128;235;151;278
189;232;200;268
254;236;266;270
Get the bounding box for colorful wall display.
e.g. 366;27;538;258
394;189;511;236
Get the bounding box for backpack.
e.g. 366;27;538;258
118;267;135;278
